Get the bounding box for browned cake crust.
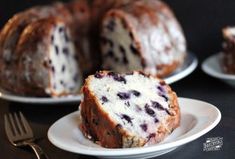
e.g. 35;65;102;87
91;0;134;22
80;71;180;148
14;18;61;96
0;11;41;92
66;0;92;74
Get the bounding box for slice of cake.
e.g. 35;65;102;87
0;2;76;96
14;18;82;96
79;71;180;148
222;27;235;74
90;0;134;71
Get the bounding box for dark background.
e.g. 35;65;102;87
1;0;235;61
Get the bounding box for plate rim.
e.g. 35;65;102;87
47;97;221;157
202;53;235;80
165;52;198;84
0;89;82;104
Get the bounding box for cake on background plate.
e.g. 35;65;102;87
0;0;187;97
222;27;235;74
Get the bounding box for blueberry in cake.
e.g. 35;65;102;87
101;0;186;78
79;71;180;148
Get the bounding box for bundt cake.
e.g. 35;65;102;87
100;0;186;77
79;71;180;148
0;0;187;97
222;27;235;74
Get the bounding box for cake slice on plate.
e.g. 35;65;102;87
79;71;180;148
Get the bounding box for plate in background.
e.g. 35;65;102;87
202;53;235;87
0;89;82;104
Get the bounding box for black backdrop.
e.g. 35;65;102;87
1;0;235;61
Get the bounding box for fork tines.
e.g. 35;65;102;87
4;112;33;142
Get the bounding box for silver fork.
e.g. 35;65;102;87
4;112;49;159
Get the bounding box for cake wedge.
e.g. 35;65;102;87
79;71;180;148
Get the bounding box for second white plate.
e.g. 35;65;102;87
48;97;221;159
202;53;235;87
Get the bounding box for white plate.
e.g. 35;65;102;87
165;52;198;84
0;89;82;104
201;53;235;87
48;97;221;159
0;52;197;104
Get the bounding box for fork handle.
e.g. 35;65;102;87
26;142;49;159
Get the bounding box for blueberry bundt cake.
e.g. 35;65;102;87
101;0;186;77
222;27;235;74
79;71;180;148
0;0;186;97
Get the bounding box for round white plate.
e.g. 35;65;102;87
0;52;197;104
0;89;82;104
48;97;221;159
201;53;235;87
165;52;198;84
